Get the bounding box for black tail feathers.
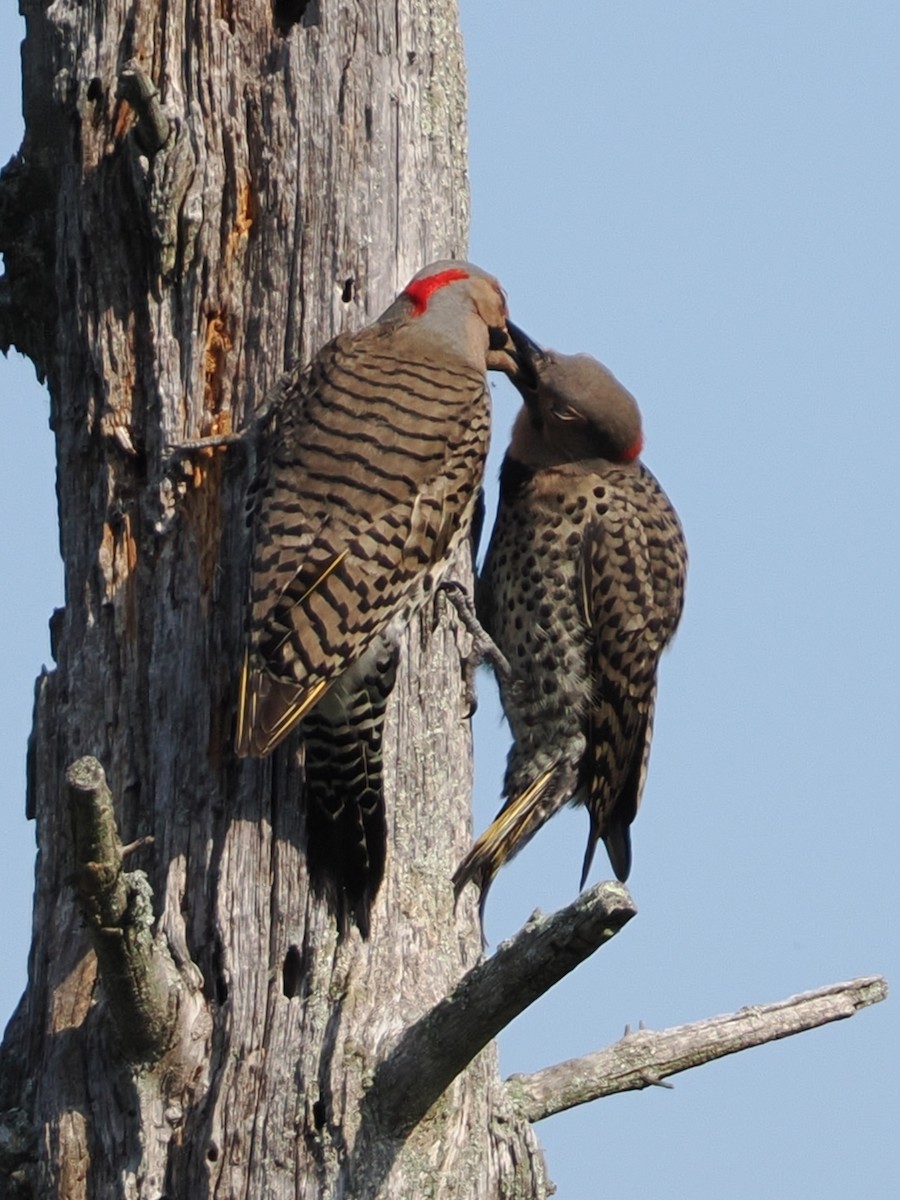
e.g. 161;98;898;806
303;746;386;938
300;648;397;938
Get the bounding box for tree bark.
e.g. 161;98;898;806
0;4;887;1199
0;2;552;1196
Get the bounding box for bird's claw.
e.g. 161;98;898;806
163;430;245;468
434;581;512;716
436;580;511;681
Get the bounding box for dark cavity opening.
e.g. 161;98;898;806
282;944;303;997
274;0;320;34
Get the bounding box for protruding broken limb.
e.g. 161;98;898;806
117;59;203;290
506;975;888;1124
66;756;181;1061
366;881;636;1135
117;63;172;156
435;578;511;714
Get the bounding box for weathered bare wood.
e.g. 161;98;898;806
66;755;179;1061
508;975;888;1124
0;2;554;1196
369;882;637;1135
1;2;878;1196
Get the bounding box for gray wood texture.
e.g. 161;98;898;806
0;2;551;1195
0;7;887;1198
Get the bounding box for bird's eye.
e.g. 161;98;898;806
551;401;586;424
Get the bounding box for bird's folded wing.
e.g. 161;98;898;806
236;476;460;756
578;512;659;869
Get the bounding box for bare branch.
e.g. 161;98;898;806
368;881;637;1134
66;756;179;1061
507;975;888;1123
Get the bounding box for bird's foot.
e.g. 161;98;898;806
437;580;512;679
435;580;512;716
149;425;257;533
163;430;247;471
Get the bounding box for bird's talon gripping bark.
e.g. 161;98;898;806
436;580;512;686
164;431;245;465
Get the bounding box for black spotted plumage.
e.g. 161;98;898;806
454;346;687;908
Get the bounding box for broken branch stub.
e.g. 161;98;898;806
66;755;178;1061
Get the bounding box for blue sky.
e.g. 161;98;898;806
2;4;897;1197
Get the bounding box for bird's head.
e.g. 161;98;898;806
506;327;644;467
378;261;530;376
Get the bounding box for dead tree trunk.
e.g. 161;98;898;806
0;2;554;1195
0;4;887;1198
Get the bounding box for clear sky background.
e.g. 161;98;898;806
1;3;897;1198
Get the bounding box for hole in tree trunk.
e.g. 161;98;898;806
273;0;320;34
282;944;303;997
341;277;355;304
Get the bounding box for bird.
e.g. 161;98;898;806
235;261;521;936
454;330;687;912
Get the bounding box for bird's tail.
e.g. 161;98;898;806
302;649;398;938
453;767;564;918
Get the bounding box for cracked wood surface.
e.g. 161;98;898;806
0;2;550;1196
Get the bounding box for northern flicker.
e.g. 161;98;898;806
454;331;687;909
235;261;520;935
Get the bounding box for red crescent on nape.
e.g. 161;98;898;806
403;267;470;315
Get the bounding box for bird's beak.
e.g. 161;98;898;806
486;320;544;390
506;321;544;393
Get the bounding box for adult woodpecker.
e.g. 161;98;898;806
236;262;522;935
455;331;687;912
